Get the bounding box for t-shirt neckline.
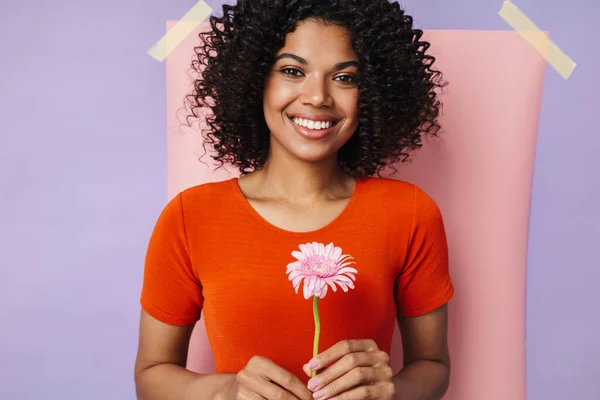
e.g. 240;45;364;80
230;177;365;237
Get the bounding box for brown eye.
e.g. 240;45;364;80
281;67;304;77
334;74;357;84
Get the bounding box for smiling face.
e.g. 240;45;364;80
262;19;360;164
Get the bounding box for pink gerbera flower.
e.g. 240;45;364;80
286;242;358;299
286;242;358;377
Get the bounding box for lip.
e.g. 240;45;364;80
288;115;339;140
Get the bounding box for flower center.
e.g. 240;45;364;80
302;255;337;277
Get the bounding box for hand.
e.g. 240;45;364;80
225;355;313;400
302;340;395;400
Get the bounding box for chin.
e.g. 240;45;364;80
288;146;340;163
269;124;352;164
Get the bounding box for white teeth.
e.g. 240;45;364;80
291;117;334;130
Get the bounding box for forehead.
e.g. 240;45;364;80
277;19;357;61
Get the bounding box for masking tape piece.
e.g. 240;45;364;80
148;0;213;62
498;0;576;79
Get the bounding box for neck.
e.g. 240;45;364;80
252;148;352;203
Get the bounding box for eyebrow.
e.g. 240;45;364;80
275;53;359;71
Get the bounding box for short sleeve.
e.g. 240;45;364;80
140;193;203;326
395;185;454;317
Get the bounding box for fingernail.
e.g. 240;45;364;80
313;389;326;399
307;377;320;390
308;357;320;369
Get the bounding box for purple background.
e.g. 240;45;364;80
1;0;598;399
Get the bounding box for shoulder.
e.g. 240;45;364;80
359;176;435;203
178;178;238;207
359;177;442;221
359;176;414;194
155;178;239;225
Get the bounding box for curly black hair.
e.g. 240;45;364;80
188;0;446;177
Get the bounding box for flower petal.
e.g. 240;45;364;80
292;275;303;289
337;267;358;275
337;282;349;292
339;255;354;264
316;242;325;256
324;243;334;258
291;250;305;261
336;264;354;273
312;276;320;291
319;283;328;299
327;280;338;292
303;282;312;299
331;275;354;284
344;273;356;281
299;243;313;257
288;270;303;281
332;248;342;262
315;278;326;293
286;261;301;273
308;275;316;292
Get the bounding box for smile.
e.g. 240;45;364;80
290;117;339;131
287;115;341;140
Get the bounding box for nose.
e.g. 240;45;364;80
300;74;333;108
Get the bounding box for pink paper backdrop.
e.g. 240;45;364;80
166;24;546;400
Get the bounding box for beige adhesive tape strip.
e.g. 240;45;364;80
499;0;576;79
148;0;213;62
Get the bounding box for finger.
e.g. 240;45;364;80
307;340;379;372
311;367;377;400
302;363;312;378
307;352;374;392
238;371;297;400
263;365;313;399
247;356;313;399
333;381;395;400
308;349;390;392
236;385;267;399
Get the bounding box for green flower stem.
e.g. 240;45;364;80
312;296;320;378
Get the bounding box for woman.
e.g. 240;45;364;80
135;1;453;399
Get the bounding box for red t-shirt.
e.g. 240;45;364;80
140;177;454;380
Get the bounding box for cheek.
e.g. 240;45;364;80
336;90;360;119
264;79;295;112
342;96;360;127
